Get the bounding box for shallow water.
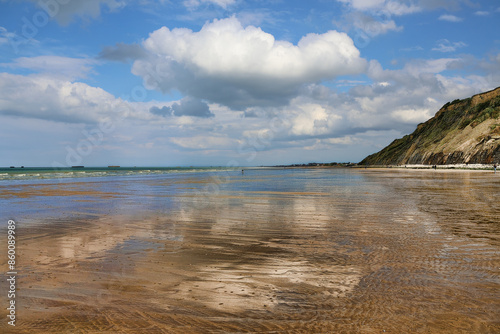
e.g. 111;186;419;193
0;166;233;181
1;168;499;333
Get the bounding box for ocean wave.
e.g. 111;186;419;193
0;167;236;181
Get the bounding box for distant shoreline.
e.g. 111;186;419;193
353;163;497;171
2;163;497;172
268;162;497;171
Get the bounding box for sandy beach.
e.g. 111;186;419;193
1;168;499;333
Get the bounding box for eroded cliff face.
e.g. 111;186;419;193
360;87;500;165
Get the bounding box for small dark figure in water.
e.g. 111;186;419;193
494;164;497;173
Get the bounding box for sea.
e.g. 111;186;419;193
0;166;233;181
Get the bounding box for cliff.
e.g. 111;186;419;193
360;87;500;165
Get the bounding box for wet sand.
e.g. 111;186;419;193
1;168;499;333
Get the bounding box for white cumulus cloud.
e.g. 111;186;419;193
474;11;489;16
337;0;421;16
132;17;366;109
0;73;128;123
0;56;97;80
350;12;403;36
289;103;342;137
432;39;467;53
335;1;416;39
183;0;236;10
438;14;463;22
29;0;126;25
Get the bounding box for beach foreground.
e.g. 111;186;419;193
1;168;499;333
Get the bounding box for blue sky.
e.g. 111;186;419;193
0;0;499;167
